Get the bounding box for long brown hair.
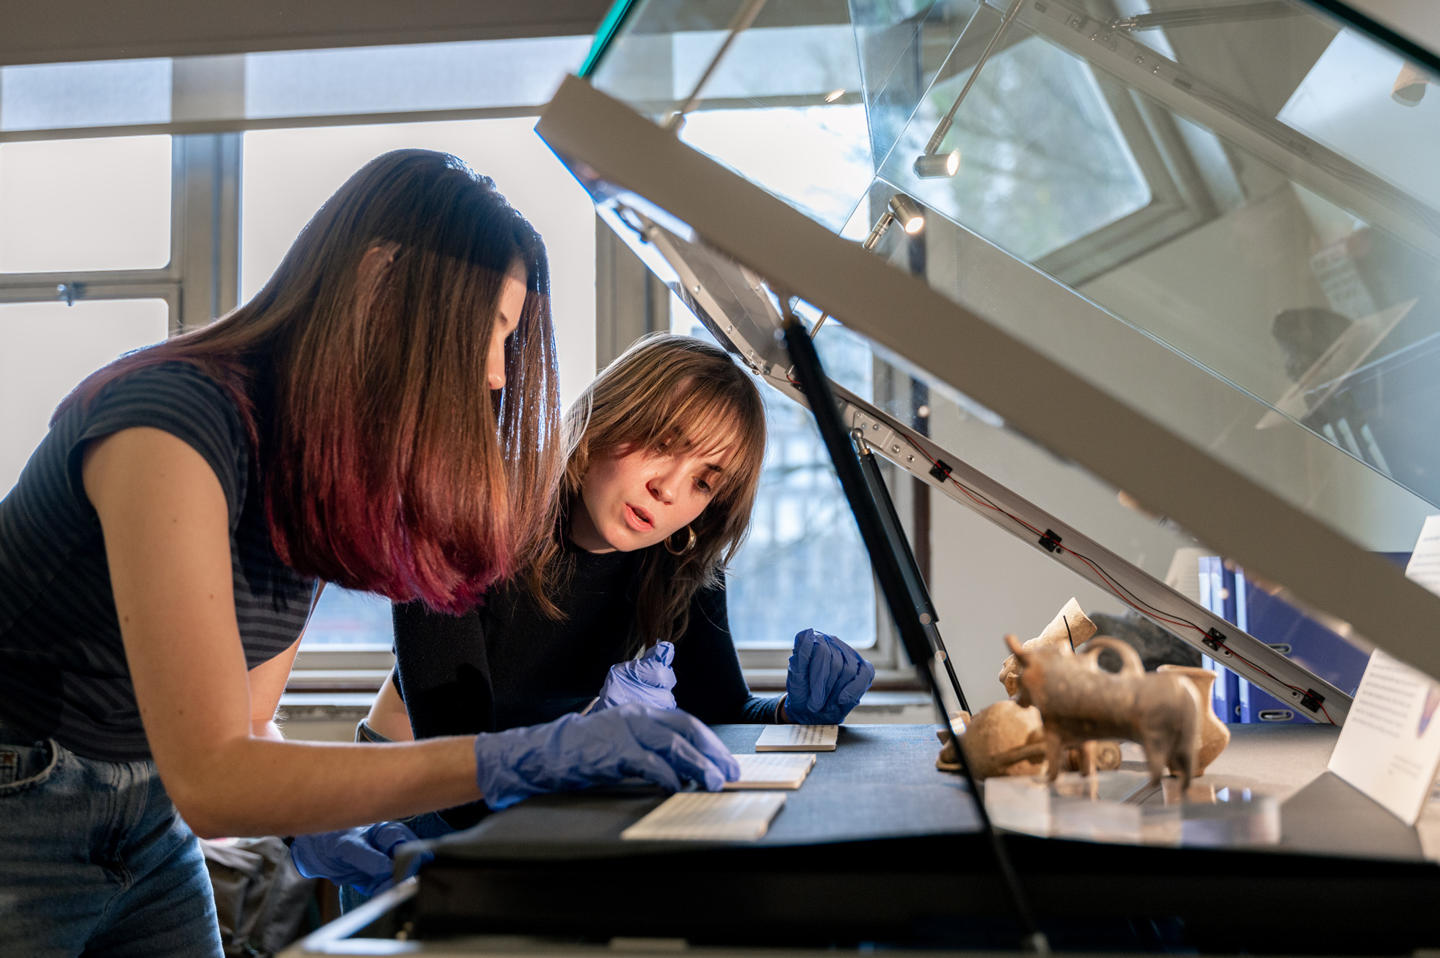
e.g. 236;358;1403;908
532;333;766;647
60;149;562;612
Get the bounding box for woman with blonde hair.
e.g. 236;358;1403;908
0;153;733;956
295;333;874;900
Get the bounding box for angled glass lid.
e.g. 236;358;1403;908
576;0;1440;556
553;0;1440;690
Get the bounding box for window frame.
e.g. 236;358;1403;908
0;137;187;321
1031;67;1218;287
904;21;1217;290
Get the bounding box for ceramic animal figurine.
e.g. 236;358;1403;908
935;703;1122;779
998;597;1098;696
1004;633;1200;789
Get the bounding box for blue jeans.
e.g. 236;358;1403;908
336;720;454;913
0;722;222;957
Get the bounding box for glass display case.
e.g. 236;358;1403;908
538;0;1440;715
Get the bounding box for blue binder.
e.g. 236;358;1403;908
1198;559;1369;724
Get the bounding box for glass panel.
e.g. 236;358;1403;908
875;2;1440;542
0;136;172;273
849;0;983;169
0;299;169;496
1278;29;1440;217
679;104;873;232
244;38;591;118
587;1;752;110
886;34;1153;261
671;300;878;650
0;59;171;131
579;0;1440;564
242;118;598;649
590;3;872;231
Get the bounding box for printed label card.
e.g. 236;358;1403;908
620;792;787;841
1403;515;1440;597
1328;648;1440;825
755;724;838;751
724;753;817;790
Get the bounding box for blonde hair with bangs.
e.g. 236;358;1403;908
530;333;766;647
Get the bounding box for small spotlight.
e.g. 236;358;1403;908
913;149;960;178
824;88;846;103
888;193;926;235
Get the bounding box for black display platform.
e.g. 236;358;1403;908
408;724;1440;953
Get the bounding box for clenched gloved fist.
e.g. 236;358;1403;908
781;628;875;724
289;821;432;896
473;703;739;809
594;641;677;712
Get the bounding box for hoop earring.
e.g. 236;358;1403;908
665;525;697;556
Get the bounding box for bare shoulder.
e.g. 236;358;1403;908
82;426;228;515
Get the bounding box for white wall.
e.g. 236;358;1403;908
925;403;1190;714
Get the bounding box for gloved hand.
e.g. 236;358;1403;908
782;628;876;724
594;641;677;712
474;703;740;810
289;821;433;896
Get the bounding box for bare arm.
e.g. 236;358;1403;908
363;668;416;742
85;427;480;838
249;634;301;740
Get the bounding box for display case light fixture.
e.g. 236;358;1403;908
889;193;927;234
861;193;927;251
812;193;927;336
911;0;1025;178
913;149;961;179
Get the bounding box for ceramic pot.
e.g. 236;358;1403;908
1158;664;1230;775
997;598;1099;696
958;701;1046;779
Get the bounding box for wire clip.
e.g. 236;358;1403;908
1038;529;1063;553
929;458;953;483
1299;688;1325;712
1202;628;1226;652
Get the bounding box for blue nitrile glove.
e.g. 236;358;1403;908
594;641;677;712
289;821;433;896
782;628;876;724
473;703;740;810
